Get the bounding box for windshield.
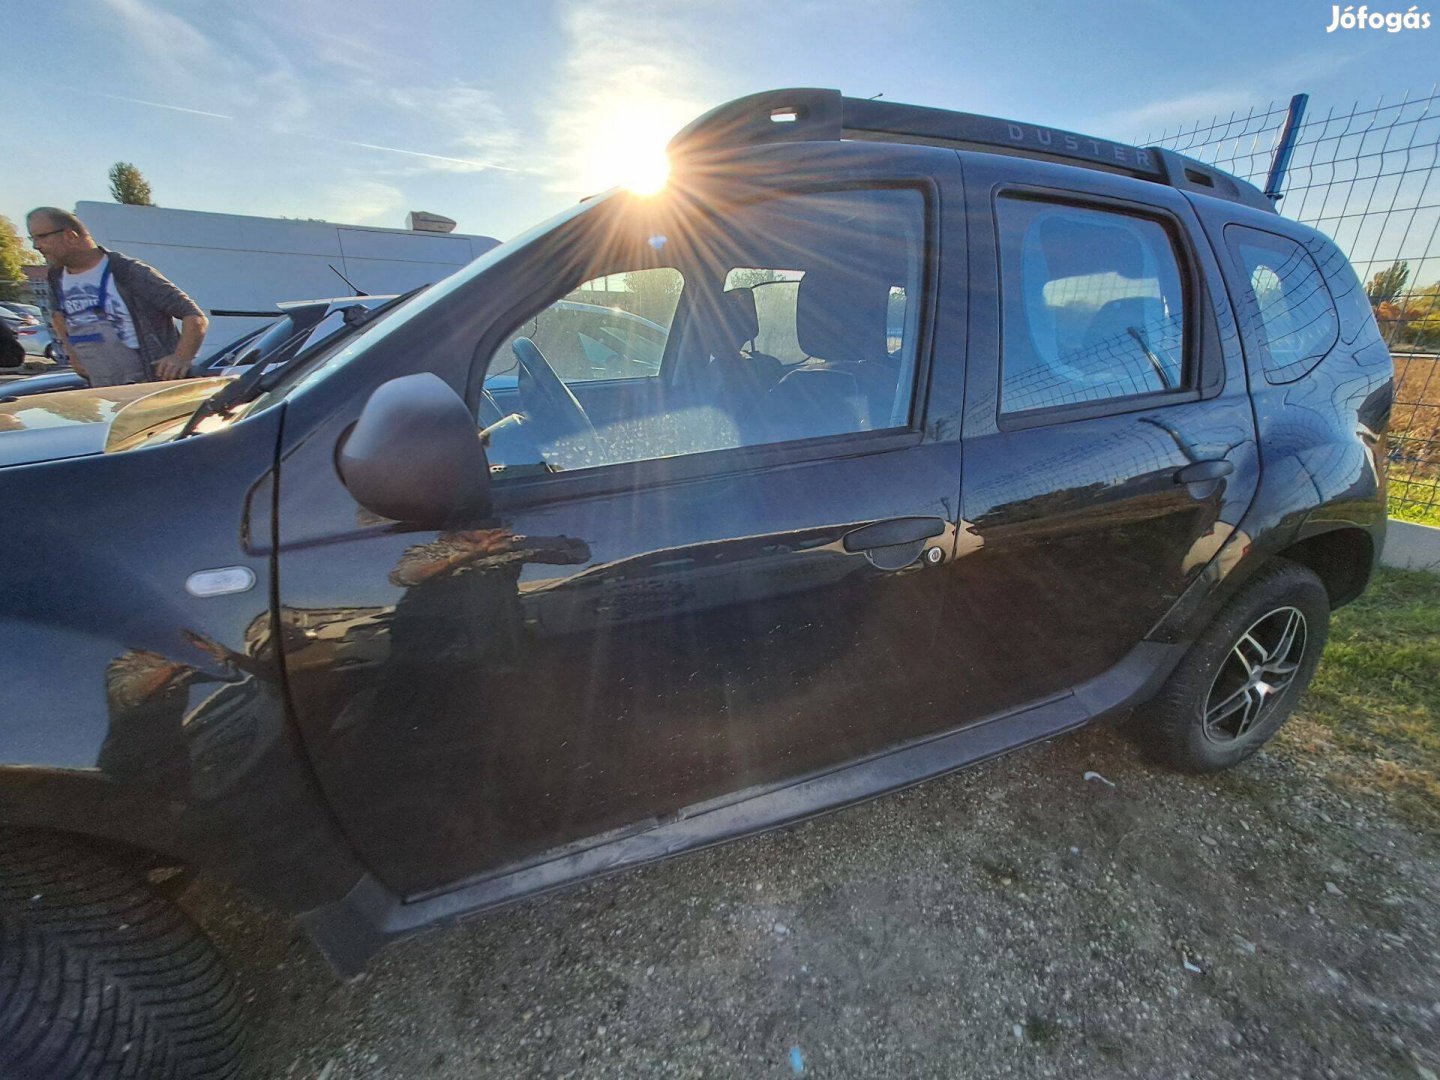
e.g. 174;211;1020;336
283;195;617;401
203;324;270;368
215;291;424;415
214;316;298;368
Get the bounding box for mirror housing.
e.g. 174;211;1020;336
338;373;492;527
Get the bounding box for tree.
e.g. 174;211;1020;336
725;268;790;289
617;269;683;325
1400;282;1440;349
0;216;33;303
108;162;154;206
1365;260;1409;304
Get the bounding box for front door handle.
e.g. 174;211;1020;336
1174;459;1234;485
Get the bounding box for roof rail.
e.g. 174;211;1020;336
668;88;1273;214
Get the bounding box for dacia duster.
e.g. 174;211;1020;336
0;89;1392;1077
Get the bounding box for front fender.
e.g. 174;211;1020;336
0;405;363;913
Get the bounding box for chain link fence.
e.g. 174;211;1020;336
1140;88;1440;522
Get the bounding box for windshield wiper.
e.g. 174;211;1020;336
176;286;428;440
173;316;324;440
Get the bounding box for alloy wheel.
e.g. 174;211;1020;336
1201;606;1308;743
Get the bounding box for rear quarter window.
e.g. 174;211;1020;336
1225;226;1340;384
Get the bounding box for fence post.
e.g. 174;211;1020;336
1264;93;1309;203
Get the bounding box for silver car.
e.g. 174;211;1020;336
10;320;61;360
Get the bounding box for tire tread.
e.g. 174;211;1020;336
0;832;244;1079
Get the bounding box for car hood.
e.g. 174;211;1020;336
0;379;232;468
0;371;88;400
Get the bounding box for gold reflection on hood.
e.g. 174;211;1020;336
0;384;159;432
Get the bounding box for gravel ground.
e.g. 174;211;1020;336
190;721;1440;1079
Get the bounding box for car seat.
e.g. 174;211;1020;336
758;270;900;442
703;287;786;408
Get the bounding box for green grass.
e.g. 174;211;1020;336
1387;476;1440;527
1390;501;1440;527
1285;567;1440;826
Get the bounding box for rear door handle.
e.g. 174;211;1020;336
842;516;945;553
843;516;947;572
1174;459;1234;485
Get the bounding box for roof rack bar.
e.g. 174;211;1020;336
667;88;1273;213
840;98;1167;180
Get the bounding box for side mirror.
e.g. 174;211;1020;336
338;373;491;527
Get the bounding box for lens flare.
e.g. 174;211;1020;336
624;151;671;195
574;96;684;197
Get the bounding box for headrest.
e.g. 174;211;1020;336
698;286;763;358
719;287;759;346
795;270;890;362
1035;214;1146;281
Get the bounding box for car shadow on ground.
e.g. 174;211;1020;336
189;719;1440;1079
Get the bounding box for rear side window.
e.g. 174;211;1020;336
1226;227;1339;384
998;198;1189;415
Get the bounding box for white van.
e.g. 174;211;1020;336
75;201;499;353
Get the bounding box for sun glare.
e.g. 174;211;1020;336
624;150;672;195
581;98;682;196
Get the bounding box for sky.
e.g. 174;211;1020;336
1;0;1435;245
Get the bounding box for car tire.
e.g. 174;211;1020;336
0;831;245;1079
44;343;57;361
1137;559;1330;774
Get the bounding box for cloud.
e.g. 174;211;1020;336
247;65;316;135
101;94;232;120
96;0;215;61
90;0;521;180
306;134;518;173
1101;49;1357;143
378;83;521;173
318;179;407;226
536;0;716;195
1102;90;1278;141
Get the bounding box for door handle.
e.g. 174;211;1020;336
842;516;946;553
1174;459;1234;485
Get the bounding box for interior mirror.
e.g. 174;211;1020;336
338;373;492;526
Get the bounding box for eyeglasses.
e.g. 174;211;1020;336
27;227;68;243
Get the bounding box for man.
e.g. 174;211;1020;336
25;207;207;386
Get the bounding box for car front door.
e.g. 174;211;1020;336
274;147;974;898
942;156;1260;721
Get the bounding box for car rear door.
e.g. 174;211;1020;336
942;155;1260;720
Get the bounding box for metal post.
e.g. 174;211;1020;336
1264;93;1309;203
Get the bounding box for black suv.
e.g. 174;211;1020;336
0;89;1392;1078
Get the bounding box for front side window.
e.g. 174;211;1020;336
998;197;1189;415
489;269;681;385
1226;227;1339;384
481;187;926;475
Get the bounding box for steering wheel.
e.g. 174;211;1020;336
511;336;598;443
